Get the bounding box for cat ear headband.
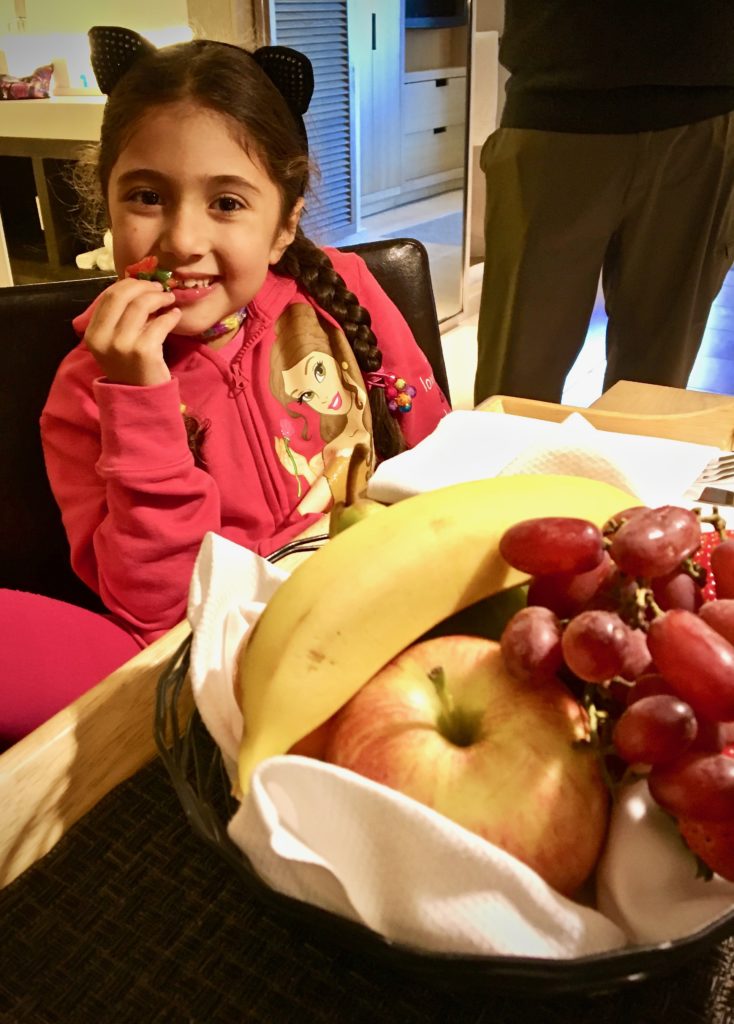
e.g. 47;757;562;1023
88;26;314;148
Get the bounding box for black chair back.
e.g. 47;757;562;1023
1;276;112;609
340;238;451;401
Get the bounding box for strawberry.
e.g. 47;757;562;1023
676;816;734;882
124;254;158;279
124;255;173;290
694;529;734;601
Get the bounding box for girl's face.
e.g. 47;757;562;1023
281;352;352;415
107;101;301;336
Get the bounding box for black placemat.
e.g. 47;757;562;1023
1;756;733;1024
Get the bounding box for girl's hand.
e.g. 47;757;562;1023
84;277;182;386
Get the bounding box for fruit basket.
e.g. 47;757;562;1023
153;535;734;997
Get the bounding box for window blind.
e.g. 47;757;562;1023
271;0;356;244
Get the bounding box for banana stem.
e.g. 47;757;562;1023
345;443;369;505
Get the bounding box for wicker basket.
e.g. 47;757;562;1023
153;537;734;997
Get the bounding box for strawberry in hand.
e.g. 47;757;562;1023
124;255;158;279
124;255;173;290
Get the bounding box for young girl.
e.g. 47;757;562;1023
0;27;449;746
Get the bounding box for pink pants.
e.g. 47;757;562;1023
0;589;141;750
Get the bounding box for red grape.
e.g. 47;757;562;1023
647;751;734;820
619;626;653;680
690;718;734;753
603;506;646;532
711;539;734;599
647;609;734;721
651;570;703;612
699;599;734;645
561;610;633;683
526;553;614;619
612;695;697;765
499;606;563;683
608;506;700;579
499;518;604;576
626;672;673;705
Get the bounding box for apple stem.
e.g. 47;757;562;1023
427;666;481;747
428;665;454;716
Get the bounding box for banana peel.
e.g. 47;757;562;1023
237;473;635;793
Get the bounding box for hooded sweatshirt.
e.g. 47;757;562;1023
41;249;449;645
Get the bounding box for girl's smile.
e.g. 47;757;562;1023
168;280;219;306
107;101;301;337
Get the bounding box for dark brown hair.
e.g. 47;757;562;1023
85;39;406;461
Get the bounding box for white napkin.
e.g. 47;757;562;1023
228;755;623;957
596;780;734;945
366;410;721;509
187;533;734;959
187;532;288;775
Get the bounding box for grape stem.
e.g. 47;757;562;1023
580;685;640;797
641;587;664;622
695;506;727;539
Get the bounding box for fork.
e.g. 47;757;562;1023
699;452;734;482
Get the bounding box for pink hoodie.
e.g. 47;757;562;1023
41;249;449;645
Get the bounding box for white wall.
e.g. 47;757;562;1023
0;0;206;92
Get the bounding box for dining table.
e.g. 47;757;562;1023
2;380;734;1024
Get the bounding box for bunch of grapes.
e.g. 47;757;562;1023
498;506;734;883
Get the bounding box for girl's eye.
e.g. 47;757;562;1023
213;196;244;213
130;189;161;206
313;361;326;383
297;390;315;405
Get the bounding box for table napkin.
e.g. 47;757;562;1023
366;410;721;510
187;533;734;959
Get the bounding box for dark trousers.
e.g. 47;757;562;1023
474;112;734;405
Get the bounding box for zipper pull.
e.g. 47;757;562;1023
230;361;247;395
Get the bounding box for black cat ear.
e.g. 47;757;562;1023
253;46;314;118
89;26;156;95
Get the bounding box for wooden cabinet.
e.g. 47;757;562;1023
401;66;465;193
348;3;467;217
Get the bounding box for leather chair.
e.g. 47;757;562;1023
0;237;450;609
340;238;451;401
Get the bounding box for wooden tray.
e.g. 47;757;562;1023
480;383;734;449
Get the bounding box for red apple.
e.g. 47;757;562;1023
324;635;609;896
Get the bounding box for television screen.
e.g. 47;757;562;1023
405;0;468;29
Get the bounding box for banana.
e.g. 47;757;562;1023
237;473;634;792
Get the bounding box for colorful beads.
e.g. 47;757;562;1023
387;379;416;414
365;369;417;415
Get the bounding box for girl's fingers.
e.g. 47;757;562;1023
86;280;171;341
84;280;181;386
106;291;177;347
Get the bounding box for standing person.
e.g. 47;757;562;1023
474;1;734;406
0;27;449;746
